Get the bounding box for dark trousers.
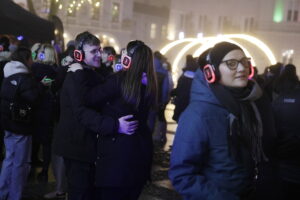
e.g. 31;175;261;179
95;186;143;200
64;157;95;200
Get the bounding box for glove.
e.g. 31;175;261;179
61;56;74;66
68;63;83;72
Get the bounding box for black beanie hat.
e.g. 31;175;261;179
208;42;243;69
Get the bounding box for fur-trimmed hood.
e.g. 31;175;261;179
3;61;30;78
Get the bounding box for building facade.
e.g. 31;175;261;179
168;0;300;72
20;0;170;53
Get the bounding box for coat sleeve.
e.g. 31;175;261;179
169;107;238;200
66;73;119;136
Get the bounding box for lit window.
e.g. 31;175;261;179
150;23;156;39
92;1;101;19
161;25;167;39
112;2;120;22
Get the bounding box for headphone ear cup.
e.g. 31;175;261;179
32;52;37;60
248;62;255;79
74;50;84;62
38;52;45;60
108;55;115;62
0;45;3;52
203;64;216;83
122;55;131;69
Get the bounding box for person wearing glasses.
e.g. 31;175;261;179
52;32;137;200
169;42;279;200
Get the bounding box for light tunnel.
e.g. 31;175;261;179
159;34;277;81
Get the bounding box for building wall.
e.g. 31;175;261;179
25;0;170;53
168;0;300;72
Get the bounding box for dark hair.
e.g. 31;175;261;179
0;36;10;51
10;47;32;67
154;51;163;60
121;40;157;109
274;64;299;93
198;48;211;69
183;54;198;72
103;46;116;55
75;31;100;50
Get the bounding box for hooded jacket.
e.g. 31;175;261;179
0;61;40;135
169;69;278;200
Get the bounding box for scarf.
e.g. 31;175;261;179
211;80;268;166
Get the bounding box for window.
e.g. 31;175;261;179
112;2;120;22
161;25;167;39
150;24;156;39
294;10;299;21
92;1;101;20
286;0;300;22
287;9;293;21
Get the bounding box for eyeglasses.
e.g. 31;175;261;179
221;57;251;70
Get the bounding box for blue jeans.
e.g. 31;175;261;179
0;131;32;200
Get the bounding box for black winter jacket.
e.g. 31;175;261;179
73;71;153;187
52;67;119;163
1;61;41;135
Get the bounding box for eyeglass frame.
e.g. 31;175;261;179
220;57;251;70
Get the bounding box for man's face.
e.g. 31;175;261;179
82;44;101;68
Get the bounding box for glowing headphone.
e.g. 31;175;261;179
38;45;46;61
121;42;144;70
32;44;43;60
74;39;86;62
203;51;255;83
108;55;115;62
0;45;3;52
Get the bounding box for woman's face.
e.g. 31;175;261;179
219;49;250;88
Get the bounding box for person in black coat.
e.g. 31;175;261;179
172;52;209;122
272;64;300;199
70;40;157;200
0;36;11;161
52;31;137;200
0;47;43;200
31;43;58;182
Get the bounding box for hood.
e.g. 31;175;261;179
3;61;29;78
0;51;11;62
190;69;221;106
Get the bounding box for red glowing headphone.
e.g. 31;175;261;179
121;42;144;70
203;54;255;83
74;39;87;62
108;55;115;62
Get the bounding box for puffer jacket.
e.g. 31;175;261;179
0;61;40;135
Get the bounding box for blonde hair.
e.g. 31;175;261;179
31;43;41;62
35;43;58;65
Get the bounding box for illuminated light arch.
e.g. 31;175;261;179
191;38;256;66
172;37;213;76
193;34;276;65
160;38;195;55
224;34;276;65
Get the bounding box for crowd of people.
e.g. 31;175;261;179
0;32;298;200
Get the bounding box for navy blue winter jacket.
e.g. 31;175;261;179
169;69;278;200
